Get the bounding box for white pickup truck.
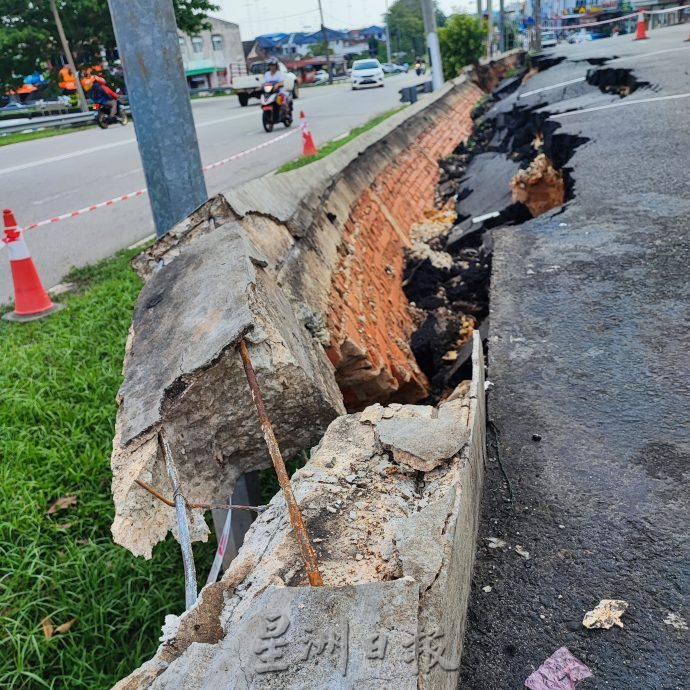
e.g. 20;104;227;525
232;61;299;106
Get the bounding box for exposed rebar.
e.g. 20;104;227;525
237;338;324;586
158;429;198;609
134;479;266;513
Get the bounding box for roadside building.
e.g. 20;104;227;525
178;16;245;89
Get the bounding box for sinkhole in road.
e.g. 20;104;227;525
403;72;593;399
586;66;651;97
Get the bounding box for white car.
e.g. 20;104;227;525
350;59;384;90
313;70;329;85
541;31;558;47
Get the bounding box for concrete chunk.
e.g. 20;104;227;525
111;222;345;558
376;400;469;472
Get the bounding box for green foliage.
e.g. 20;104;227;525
385;0;445;64
438;14;485;80
0;248;218;688
0;0;219;89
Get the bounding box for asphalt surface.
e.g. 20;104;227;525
460;24;690;689
0;72;424;304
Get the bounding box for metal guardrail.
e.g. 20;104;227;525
0;106;131;135
399;81;433;104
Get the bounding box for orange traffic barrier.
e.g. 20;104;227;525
299;110;318;157
2;209;63;322
634;11;648;40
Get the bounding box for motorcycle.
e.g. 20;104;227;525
94;99;127;129
260;83;292;133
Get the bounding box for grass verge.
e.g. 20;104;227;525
0;248;217;689
0;125;94;148
276;105;407;173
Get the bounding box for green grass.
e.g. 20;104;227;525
0;125;94;147
0;248;218;688
276;105;407;173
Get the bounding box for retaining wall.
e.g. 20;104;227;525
136;57;519;410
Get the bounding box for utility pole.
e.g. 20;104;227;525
486;0;493;58
499;0;506;52
317;0;333;85
49;0;88;113
107;0;207;238
534;0;542;50
420;0;444;90
477;0;483;22
385;0;392;64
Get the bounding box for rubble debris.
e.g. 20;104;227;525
111;222;344;558
514;545;531;560
663;612;688;631
524;647;592;690
377;397;469;472
485;537;507;549
532;434;542;442
582;599;628;629
510;153;565;217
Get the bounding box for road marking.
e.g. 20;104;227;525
610;46;690;62
0;138;137;176
549;91;690;118
519;77;587;99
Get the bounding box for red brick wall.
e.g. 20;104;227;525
325;83;484;408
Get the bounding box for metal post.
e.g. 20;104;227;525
385;0;393;64
499;0;506;53
477;0;483;21
420;0;444;90
107;0;208;238
486;0;493;58
49;0;89;113
534;0;542;51
317;0;334;85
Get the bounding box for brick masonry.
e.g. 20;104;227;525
324;83;485;408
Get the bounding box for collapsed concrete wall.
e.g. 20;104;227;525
112;222;344;558
132;70;528;410
114;335;485;690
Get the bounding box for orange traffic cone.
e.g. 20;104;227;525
299;110;318;157
634;10;648;40
2;208;63;322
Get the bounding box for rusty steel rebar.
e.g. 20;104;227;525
158;429;198;609
134;479;267;513
237;338;324;586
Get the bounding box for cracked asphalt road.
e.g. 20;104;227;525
459;24;690;690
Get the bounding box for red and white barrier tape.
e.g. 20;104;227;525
13;128;298;235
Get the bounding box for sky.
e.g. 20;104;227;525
216;0;477;40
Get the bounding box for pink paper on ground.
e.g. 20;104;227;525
525;646;593;690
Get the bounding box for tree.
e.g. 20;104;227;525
438;13;485;80
385;0;445;63
0;0;219;90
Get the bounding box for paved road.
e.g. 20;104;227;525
460;24;690;690
0;73;424;303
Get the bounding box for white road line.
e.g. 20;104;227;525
0;138;137;176
519;77;587;99
549;92;690;118
610;46;690;62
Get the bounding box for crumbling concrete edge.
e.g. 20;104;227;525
111;332;486;689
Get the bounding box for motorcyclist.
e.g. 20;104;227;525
91;76;122;121
263;58;291;114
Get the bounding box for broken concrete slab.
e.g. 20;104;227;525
376;398;470;472
111;221;344;558
114;333;486;690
